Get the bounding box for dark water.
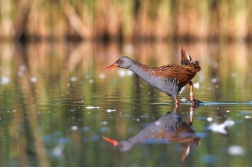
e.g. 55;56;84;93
0;42;252;167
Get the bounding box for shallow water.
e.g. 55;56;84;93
0;42;252;166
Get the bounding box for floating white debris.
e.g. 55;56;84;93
99;73;105;79
118;70;126;77
89;79;93;83
106;109;116;113
208;122;227;134
228;145;245;155
30;77;37;82
1;76;10;84
71;126;78;131
101;121;108;125
208;118;234;134
207;117;213;122
211;78;218;83
193;82;200;89
86;106;100;109
53;143;64;158
180;97;187;102
70;77;77;81
244;115;252;119
224;119;235;126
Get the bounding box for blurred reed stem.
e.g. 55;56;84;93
0;0;251;42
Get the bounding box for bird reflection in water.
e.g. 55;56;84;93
103;106;200;161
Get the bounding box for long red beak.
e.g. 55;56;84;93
102;136;118;146
103;63;118;72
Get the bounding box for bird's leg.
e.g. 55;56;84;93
174;96;179;104
187;81;195;102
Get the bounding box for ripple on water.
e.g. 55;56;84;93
201;155;219;164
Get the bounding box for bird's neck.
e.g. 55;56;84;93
128;62;151;78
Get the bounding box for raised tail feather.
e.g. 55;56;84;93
181;46;192;65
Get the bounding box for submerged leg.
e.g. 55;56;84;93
173;102;178;111
188;106;194;126
174;96;179;104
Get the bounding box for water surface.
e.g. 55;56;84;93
0;42;251;166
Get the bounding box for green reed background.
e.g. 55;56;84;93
0;0;252;41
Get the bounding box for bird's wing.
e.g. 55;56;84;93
151;65;180;78
151;64;199;84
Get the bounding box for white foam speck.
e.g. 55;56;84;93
70;77;77;81
107;109;116;113
244;115;252;119
99;74;105;79
228;145;245;155
118;70;126;77
101;121;108;125
86;106;100;109
89;79;93;83
1;76;10;84
211;78;218;83
71;126;78;131
193;82;199;89
180;97;187;102
207;117;213;122
224;119;235;126
31;77;37;82
208;118;234;134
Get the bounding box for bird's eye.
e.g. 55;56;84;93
118;60;123;64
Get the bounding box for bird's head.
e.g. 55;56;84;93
103;136;133;152
103;56;134;72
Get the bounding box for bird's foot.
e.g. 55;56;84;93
191;98;203;108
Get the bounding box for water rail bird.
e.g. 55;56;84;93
104;47;201;104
